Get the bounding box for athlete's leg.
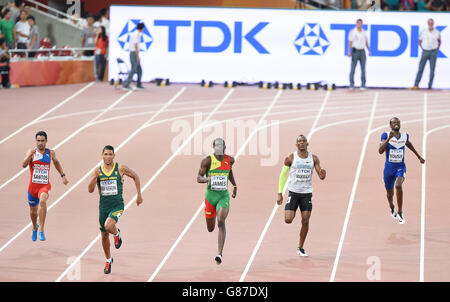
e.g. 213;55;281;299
29;205;38;230
285;210;296;224
394;176;405;214
299;211;311;249
38;192;49;232
206;217;216;232
216;206;229;256
386;188;395;210
101;231;111;260
104;217;119;236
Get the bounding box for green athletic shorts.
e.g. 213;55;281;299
99;203;124;232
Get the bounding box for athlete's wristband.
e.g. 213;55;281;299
61;173;66;178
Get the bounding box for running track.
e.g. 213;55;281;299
0;83;448;282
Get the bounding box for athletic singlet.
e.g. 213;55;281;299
29;149;51;185
206;154;230;193
288;151;314;194
381;131;409;166
97;162;124;209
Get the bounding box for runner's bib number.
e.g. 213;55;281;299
210;175;228;191
295;169;312;182
32;169;49;184
389;149;404;163
100;180;118;196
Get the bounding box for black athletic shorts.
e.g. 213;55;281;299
285;191;312;212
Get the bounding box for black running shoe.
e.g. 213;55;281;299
104;258;113;274
215;254;223;265
114;229;122;249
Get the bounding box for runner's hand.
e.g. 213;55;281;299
277;193;283;205
419;157;425;164
93;168;100;178
136;194;143;206
62;175;69;185
232;186;237;198
26;149;34;159
319;169;326;180
388;131;395;140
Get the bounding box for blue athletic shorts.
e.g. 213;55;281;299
383;165;406;190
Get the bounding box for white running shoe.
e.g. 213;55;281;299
390;208;397;220
215;254;223;265
297;247;308;257
398;212;406;224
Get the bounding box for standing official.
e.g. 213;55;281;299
123;22;144;90
348;19;371;90
413;18;441;90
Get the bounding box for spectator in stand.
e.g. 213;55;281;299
94;8;109;35
0;8;16;49
426;0;445;9
22;4;30;16
446;0;450;10
94;25;108;82
27;15;39;58
8;0;22;25
81;15;95;56
400;0;415;9
0;37;11;88
15;9;29;51
416;0;429;10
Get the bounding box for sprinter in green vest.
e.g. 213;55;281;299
88;145;143;274
197;138;237;265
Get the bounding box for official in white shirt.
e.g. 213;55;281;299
348;19;371;90
123;22;144;90
413;18;441;89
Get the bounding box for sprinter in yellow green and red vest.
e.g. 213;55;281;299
197;138;237;265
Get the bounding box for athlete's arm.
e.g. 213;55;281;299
277;154;293;205
229;156;237;198
88;168;100;193
22;149;34;168
406;139;425;164
313;154;326;180
197;156;211;184
51;150;68;185
119;164;143;206
379;131;395;154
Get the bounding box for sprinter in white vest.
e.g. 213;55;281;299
277;135;326;257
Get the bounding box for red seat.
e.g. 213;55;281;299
39;37;52;49
59;45;72;56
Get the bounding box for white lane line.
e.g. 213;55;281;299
0;90;134;193
0;88;186;255
420;93;427;282
329;93;378;282
55;87;232;282
147;90;284;282
0;82;95;145
239;91;330;282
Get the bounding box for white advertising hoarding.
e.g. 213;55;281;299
109;6;450;88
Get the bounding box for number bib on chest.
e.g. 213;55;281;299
295;169;312;182
389;149;404;163
32;167;49;184
100;179;118;196
210;175;228;191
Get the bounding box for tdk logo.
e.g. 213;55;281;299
294;23;330;55
153;20;269;54
330;24;447;58
118;19;153;52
